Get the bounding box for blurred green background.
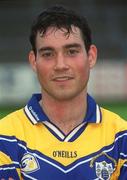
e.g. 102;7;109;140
0;102;127;120
101;102;127;120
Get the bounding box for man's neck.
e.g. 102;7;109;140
40;91;87;135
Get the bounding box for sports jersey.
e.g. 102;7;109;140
0;94;127;180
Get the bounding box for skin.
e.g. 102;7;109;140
29;26;97;134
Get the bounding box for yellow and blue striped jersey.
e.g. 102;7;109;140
0;94;127;179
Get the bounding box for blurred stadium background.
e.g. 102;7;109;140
0;0;127;119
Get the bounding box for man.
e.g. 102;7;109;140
0;5;127;180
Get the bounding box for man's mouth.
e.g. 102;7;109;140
52;76;74;81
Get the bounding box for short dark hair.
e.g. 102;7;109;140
29;5;92;54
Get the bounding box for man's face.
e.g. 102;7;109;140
29;26;97;101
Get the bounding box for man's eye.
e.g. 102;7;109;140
67;49;79;56
41;52;53;57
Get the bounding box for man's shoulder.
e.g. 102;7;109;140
0;108;26;131
100;107;127;129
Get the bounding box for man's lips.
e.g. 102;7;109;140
52;76;74;81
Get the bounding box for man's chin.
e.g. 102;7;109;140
49;91;79;101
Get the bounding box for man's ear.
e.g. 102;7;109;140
28;50;37;72
88;45;97;69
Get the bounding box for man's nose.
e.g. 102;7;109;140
54;53;69;71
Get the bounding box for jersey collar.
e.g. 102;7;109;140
24;94;102;125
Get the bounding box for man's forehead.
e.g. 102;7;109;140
35;26;85;50
37;26;82;39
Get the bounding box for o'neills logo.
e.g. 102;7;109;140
29;106;40;121
53;151;77;158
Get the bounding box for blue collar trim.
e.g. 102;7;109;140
24;94;102;125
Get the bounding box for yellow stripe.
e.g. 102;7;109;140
0;152;12;165
111;159;127;179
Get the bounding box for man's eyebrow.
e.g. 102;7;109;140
38;47;54;53
64;43;82;49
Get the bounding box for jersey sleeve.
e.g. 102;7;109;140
118;161;127;179
115;125;127;179
0;135;21;179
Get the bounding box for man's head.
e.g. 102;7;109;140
29;5;97;101
29;5;92;55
